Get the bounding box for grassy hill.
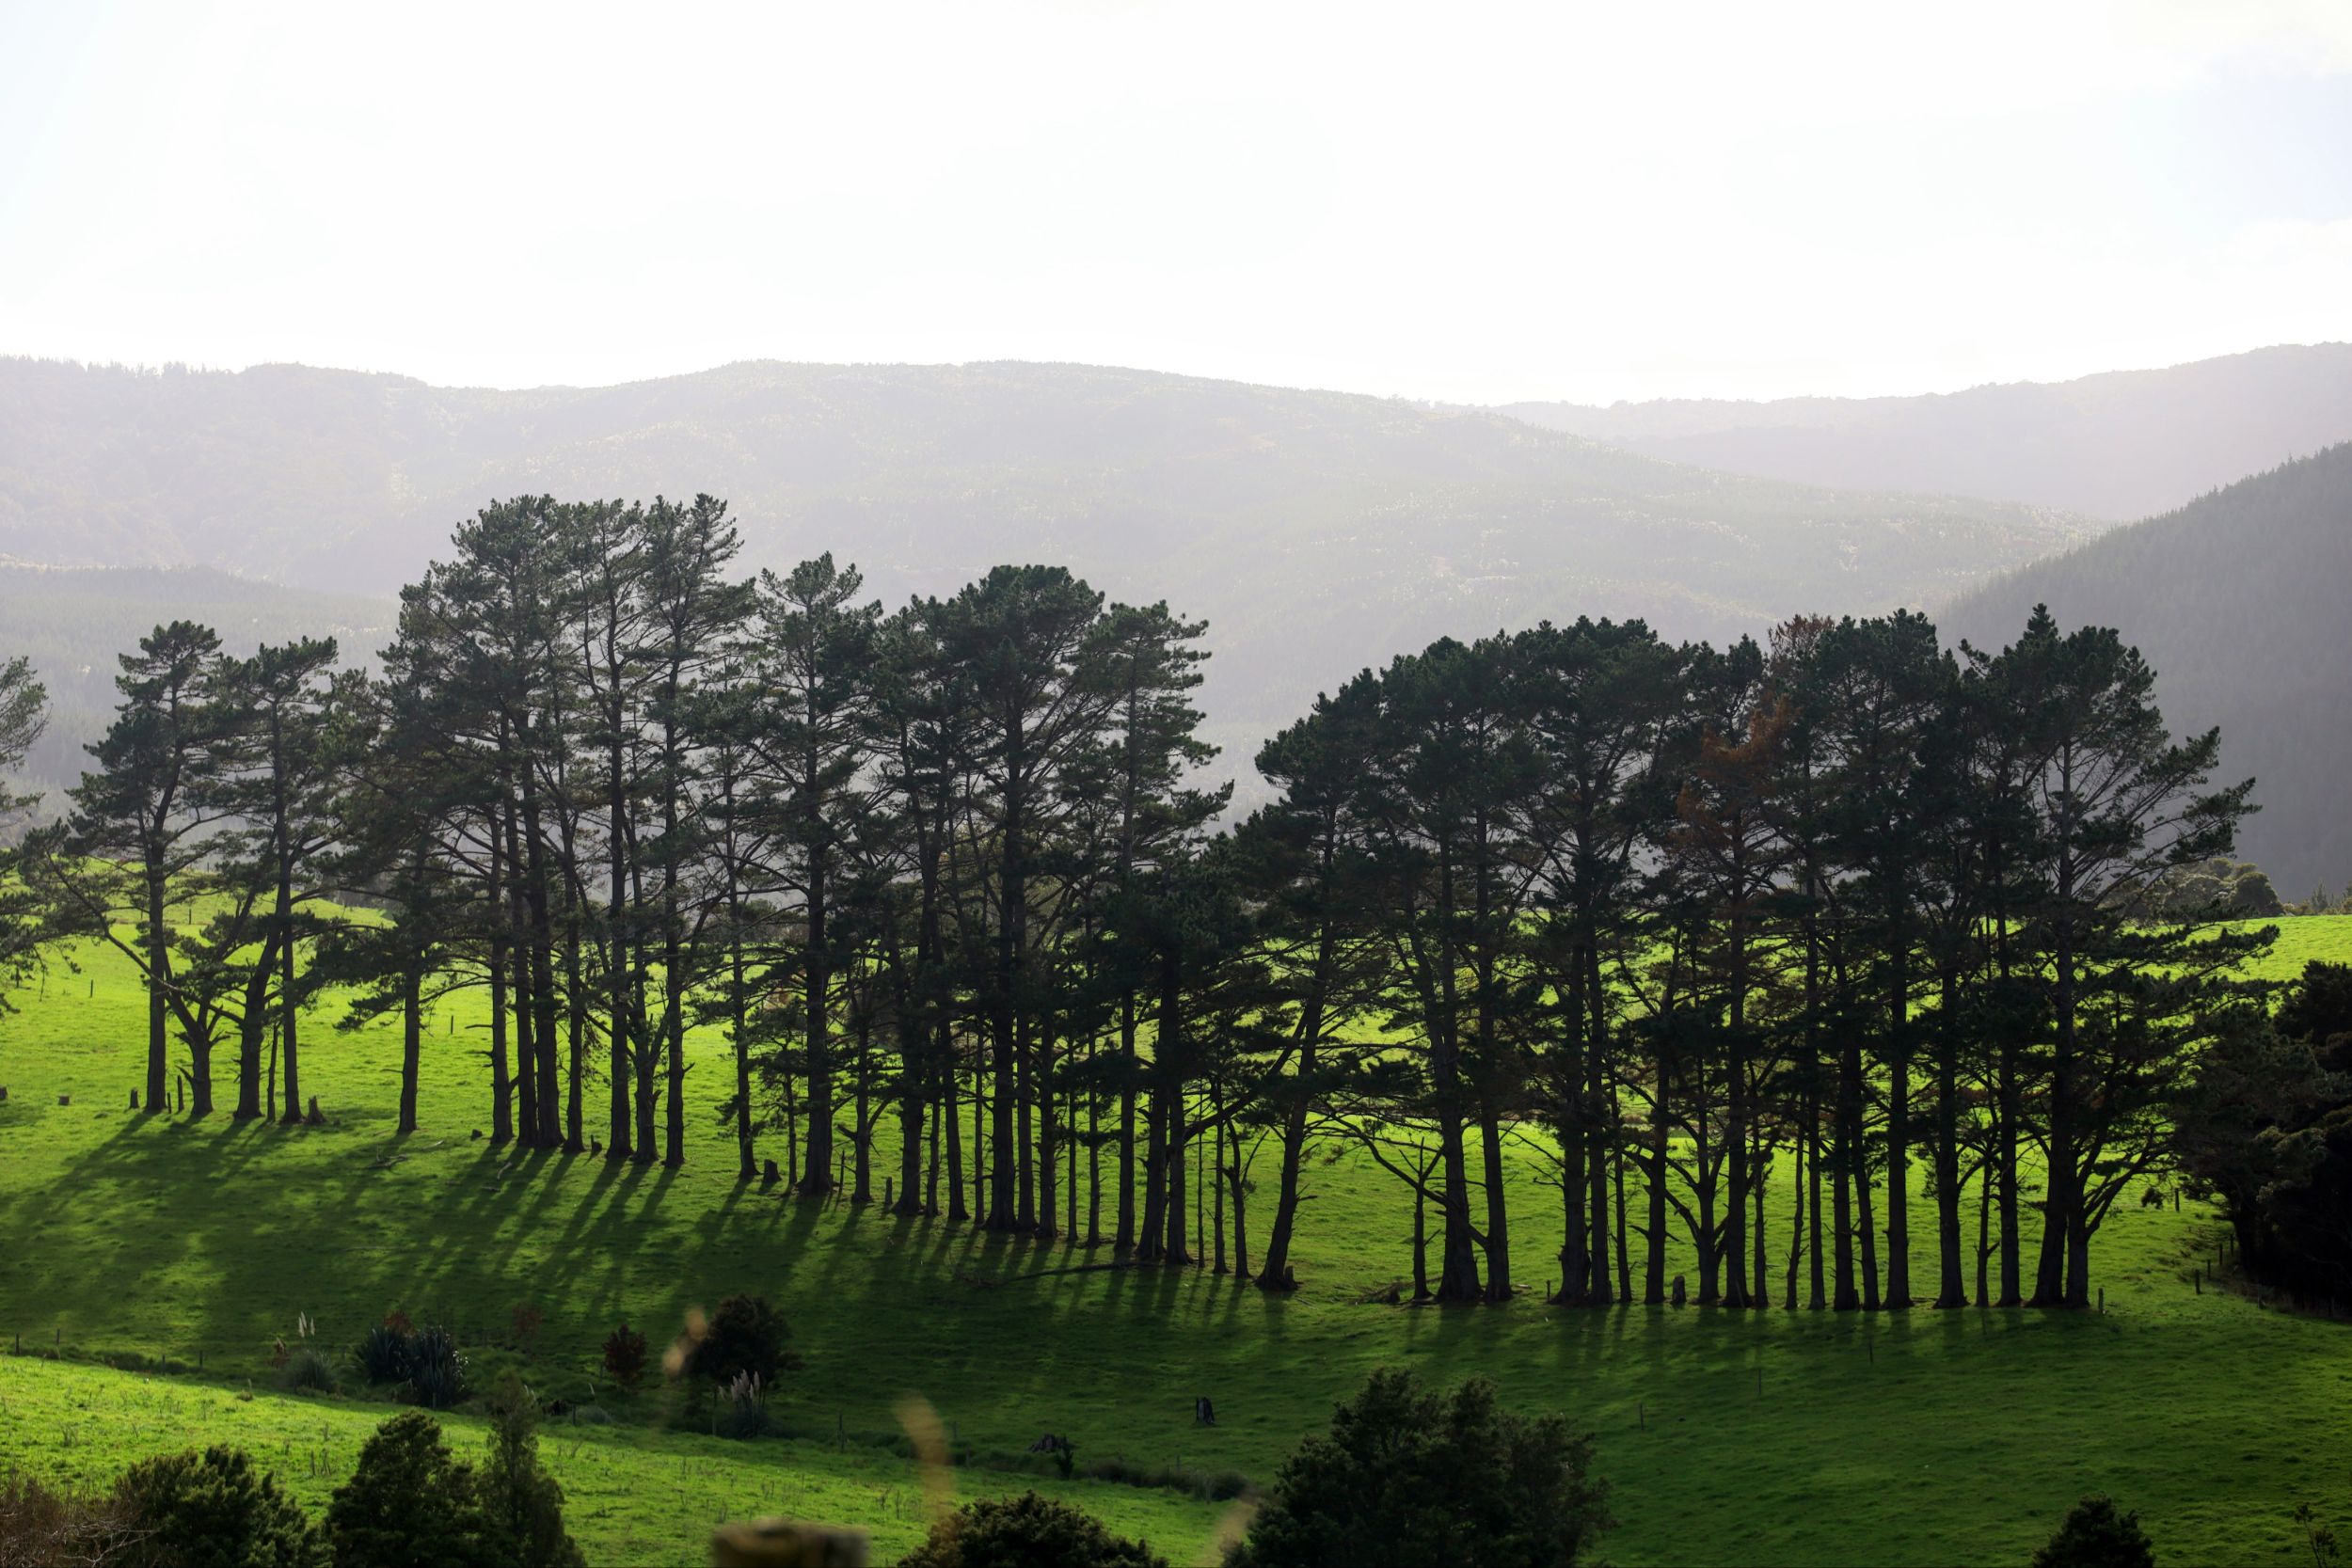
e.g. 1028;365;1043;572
1941;443;2352;895
1499;342;2352;521
2;919;2349;1565
0;356;2096;783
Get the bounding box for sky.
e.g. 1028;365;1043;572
4;0;2351;405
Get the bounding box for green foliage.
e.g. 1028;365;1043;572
479;1374;584;1568
1230;1370;1610;1568
2030;1495;2157;1568
325;1411;492;1568
349;1323;411;1386
110;1445;323;1568
680;1293;793;1391
275;1348;338;1396
901;1490;1168;1568
405;1324;468;1409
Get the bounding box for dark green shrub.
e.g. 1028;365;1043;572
1228;1369;1611;1568
111;1445;323;1568
2032;1496;2157;1568
480;1373;585;1568
326;1411;492;1568
679;1293;795;1390
601;1321;647;1388
351;1323;412;1386
900;1491;1167;1568
278;1347;339;1395
406;1324;468;1409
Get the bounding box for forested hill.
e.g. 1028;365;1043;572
0;565;393;793
1498;343;2352;521
1942;442;2352;893
0;356;2093;774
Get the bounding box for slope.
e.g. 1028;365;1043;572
1500;342;2352;521
1940;443;2352;893
0;356;2096;776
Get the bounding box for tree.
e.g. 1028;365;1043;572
746;553;878;1196
111;1445;322;1568
2031;1495;2157;1568
902;1492;1168;1568
326;1411;493;1568
0;656;60;1057
1986;606;2265;1307
479;1374;584;1568
51;622;229;1113
1230;1370;1611;1568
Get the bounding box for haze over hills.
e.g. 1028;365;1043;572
1942;441;2352;894
1497;344;2352;521
0;355;2096;788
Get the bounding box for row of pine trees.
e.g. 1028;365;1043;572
19;494;2267;1313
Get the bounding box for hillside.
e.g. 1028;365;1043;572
1499;343;2352;520
0;357;2096;780
0;565;393;796
1941;443;2352;893
2;920;2346;1565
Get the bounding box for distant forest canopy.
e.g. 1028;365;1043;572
1943;441;2352;894
1500;342;2352;521
0;355;2094;790
8;493;2271;1316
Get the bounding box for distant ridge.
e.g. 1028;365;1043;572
0;356;2094;786
1499;344;2352;521
1940;442;2352;892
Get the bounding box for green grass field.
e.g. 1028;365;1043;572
2;916;2348;1565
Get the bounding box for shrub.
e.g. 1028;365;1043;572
278;1347;340;1395
406;1324;468;1409
678;1293;795;1390
2032;1496;2157;1568
600;1322;647;1388
0;1469;135;1566
326;1411;492;1568
352;1323;412;1386
901;1491;1168;1568
481;1372;585;1568
713;1370;771;1440
1228;1369;1611;1568
111;1446;323;1568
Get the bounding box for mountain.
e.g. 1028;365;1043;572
0;565;393;796
1498;344;2352;521
1941;443;2352;894
1;356;2097;791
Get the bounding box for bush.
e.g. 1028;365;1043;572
326;1411;492;1568
278;1347;340;1395
0;1468;135;1566
406;1324;469;1409
713;1370;771;1440
480;1373;584;1568
901;1491;1168;1568
600;1322;647;1388
678;1293;795;1390
1228;1369;1611;1568
2032;1496;2157;1568
111;1446;323;1568
351;1323;412;1386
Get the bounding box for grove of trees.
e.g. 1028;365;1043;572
8;493;2275;1314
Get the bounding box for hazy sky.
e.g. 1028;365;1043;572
6;0;2351;404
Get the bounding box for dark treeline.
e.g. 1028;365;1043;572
19;495;2272;1313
